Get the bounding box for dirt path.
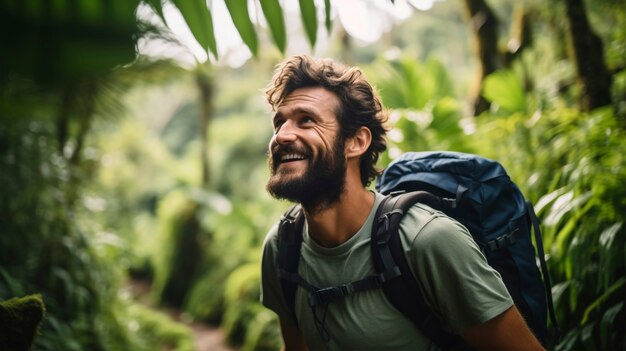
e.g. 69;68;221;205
125;278;237;351
190;322;235;351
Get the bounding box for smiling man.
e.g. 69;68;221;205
260;55;545;350
266;87;347;212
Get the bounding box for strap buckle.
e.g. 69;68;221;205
440;197;457;209
487;228;519;251
279;217;294;226
309;284;354;306
280;204;302;225
377;209;404;243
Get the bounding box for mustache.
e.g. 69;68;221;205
268;143;312;173
269;143;312;160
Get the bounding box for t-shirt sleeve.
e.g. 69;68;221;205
401;206;514;334
260;222;298;326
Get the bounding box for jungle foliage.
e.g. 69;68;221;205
1;0;625;350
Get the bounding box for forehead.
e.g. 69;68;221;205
275;86;340;119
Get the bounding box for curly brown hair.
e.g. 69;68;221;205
265;55;388;187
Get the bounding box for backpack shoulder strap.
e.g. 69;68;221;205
371;191;459;349
277;204;305;325
526;202;562;343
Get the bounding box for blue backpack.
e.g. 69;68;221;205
277;151;559;347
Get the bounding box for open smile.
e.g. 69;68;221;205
280;153;308;163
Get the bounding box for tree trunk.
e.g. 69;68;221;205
564;0;612;111
196;71;213;188
504;4;533;68
463;0;501;116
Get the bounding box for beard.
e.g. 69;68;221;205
266;138;346;211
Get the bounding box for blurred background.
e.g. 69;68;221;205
0;0;624;350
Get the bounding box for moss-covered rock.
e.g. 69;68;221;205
0;294;46;351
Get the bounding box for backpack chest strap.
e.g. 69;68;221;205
278;264;401;344
278;267;401;307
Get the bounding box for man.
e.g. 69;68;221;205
260;55;544;350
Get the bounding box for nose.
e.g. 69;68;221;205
273;120;298;145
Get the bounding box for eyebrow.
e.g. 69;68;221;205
273;107;319;121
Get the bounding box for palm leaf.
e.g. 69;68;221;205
225;0;259;57
259;0;286;53
299;0;317;47
324;0;332;33
172;0;218;59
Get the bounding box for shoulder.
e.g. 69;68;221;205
399;203;473;249
262;221;281;258
260;220;299;324
396;203;513;332
398;202;486;271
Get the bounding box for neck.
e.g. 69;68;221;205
303;183;375;248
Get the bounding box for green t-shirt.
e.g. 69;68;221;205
261;192;513;350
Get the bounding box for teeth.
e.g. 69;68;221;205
281;153;305;161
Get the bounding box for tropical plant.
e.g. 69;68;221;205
367;56;473;164
143;0;332;61
0;0;202;349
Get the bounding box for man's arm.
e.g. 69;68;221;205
462;305;545;351
279;319;308;351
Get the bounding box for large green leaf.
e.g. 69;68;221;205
225;0;258;57
482;70;527;114
324;0;332;33
299;0;317;47
396;59;427;109
172;0;218;59
600;302;624;348
372;58;440;110
259;0;286;53
425;58;454;99
581;278;626;324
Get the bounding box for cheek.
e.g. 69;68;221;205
314;130;337;150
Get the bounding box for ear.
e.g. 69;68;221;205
345;127;372;158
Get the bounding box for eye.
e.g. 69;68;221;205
273;118;284;132
300;116;314;125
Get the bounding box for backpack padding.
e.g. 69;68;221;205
377;152;518;240
277;205;305;326
377;151;505;196
371;192;459;349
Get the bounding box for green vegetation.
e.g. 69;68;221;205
1;0;624;350
123;303;195;351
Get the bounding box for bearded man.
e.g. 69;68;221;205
260;55;545;351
